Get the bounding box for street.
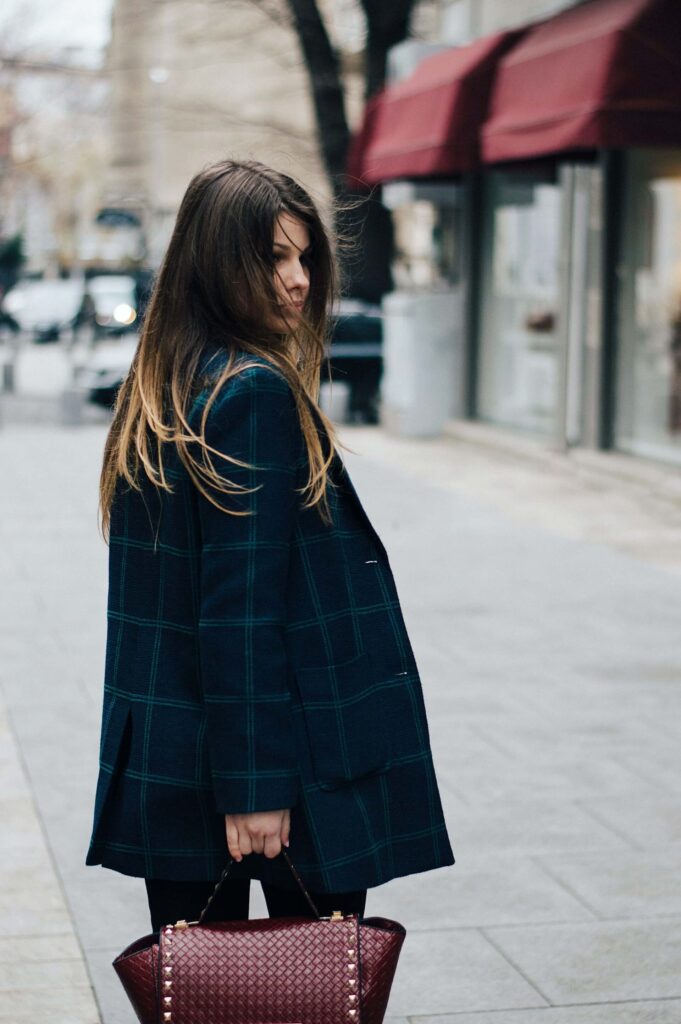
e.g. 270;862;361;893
0;401;680;1023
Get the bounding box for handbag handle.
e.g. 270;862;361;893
197;849;323;924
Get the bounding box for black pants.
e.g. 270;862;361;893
145;875;367;932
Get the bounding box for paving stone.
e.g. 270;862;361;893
386;927;547;1016
438;789;629;861
485;918;681;1004
0;984;99;1022
0;879;67;915
0;957;91;989
349;424;681;576
67;868;151;955
535;848;681;919
83;946;139;1024
0;824;54;872
605;744;681;796
435;739;655;803
1;901;74;939
249;881;269;920
0;934;81;964
383;857;593;930
411;1000;681;1023
581;794;681;848
0;756;29;800
473;712;678;765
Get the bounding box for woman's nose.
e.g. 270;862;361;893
287;260;309;292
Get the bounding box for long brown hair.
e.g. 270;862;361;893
99;159;352;540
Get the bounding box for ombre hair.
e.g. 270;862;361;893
99;159;349;540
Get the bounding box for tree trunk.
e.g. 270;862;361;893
361;0;415;100
282;0;418;300
352;1;417;299
285;0;349;197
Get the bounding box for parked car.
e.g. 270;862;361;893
88;274;138;337
4;278;85;343
76;299;384;421
325;299;383;424
76;334;139;407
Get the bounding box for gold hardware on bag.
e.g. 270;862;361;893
174;920;189;929
330;910;343;920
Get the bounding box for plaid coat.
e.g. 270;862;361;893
86;345;455;892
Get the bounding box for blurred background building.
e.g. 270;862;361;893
2;0;681;470
106;0;345;265
0;54;107;275
353;0;681;467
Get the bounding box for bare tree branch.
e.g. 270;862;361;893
283;0;349;196
242;0;420;298
244;0;293;30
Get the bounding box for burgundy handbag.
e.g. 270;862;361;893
113;850;406;1024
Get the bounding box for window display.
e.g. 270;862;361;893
477;169;562;435
615;149;681;464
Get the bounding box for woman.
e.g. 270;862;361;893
86;159;455;932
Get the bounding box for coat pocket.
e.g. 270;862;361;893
294;651;393;791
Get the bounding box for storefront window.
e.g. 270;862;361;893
477;168;562;435
615;149;681;464
384;182;462;291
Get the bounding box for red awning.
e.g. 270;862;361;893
349;30;524;186
346;90;385;190
481;0;681;164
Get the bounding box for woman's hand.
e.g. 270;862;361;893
225;808;291;861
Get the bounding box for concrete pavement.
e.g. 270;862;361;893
0;703;99;1023
0;409;680;1023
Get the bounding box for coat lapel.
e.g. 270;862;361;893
307;396;390;566
332;452;389;565
197;346;390;566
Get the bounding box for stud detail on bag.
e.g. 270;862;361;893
162;925;174;1023
347;920;358;1021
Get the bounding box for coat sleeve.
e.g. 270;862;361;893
195;365;304;815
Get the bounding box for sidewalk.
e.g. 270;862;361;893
0;701;98;1022
1;413;680;1023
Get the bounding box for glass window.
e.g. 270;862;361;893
615;149;681;464
391;198;462;291
477;168;562;436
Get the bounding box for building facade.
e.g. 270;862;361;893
105;0;321;266
0;59;108;275
363;0;681;468
104;0;394;267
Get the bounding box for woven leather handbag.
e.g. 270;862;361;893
113;849;406;1024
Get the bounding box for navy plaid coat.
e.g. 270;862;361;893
86;344;455;893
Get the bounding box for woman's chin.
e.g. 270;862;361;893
268;312;302;333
